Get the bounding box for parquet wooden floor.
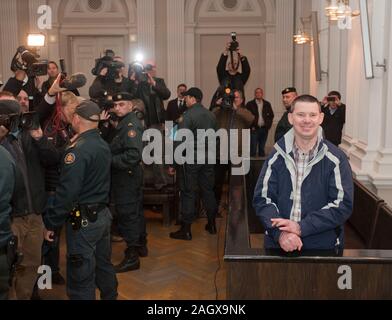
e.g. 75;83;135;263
39;209;227;300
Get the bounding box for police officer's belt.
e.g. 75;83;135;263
80;203;107;221
69;203;107;230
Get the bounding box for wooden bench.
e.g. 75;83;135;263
349;179;384;248
370;204;392;249
143;164;177;226
225;163;392;299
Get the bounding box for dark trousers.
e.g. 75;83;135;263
0;253;9;300
214;163;230;206
112;168;146;248
180;164;217;225
66;208;118;300
251;127;269;157
115;189;146;248
42;194;61;274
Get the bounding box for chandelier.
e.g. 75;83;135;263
325;0;360;22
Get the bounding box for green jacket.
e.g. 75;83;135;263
0;146;15;248
110;112;144;204
178;103;217;163
274;110;292;142
44;129;112;230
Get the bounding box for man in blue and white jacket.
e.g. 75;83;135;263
253;95;353;252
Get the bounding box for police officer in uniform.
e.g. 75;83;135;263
169;88;218;240
110;92;146;273
43;101;118;300
274;87;297;142
0;144;16;300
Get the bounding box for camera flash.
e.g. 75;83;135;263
135;53;144;63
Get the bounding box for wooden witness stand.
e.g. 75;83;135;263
224;160;392;300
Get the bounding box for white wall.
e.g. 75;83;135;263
304;0;392;206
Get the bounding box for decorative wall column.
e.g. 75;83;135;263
166;0;185;99
268;0;295;119
136;0;155;62
0;0;19;82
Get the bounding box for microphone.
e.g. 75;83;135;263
59;59;67;76
61;73;87;90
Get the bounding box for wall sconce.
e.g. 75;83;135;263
294;29;311;45
293;12;323;81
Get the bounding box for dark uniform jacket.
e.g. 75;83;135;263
44;129;112;231
0;146;15;248
1;131;59;217
135;78;171;128
322;104;346;146
110;112;144;204
274;110;292;142
178;103;217;163
246;99;274;130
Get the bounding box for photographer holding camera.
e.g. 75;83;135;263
321;91;346;147
0;92;59;300
216;33;251;97
89;51;137;107
130;61;171;128
3;46;47;111
212;89;254;213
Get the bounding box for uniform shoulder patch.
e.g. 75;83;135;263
128;130;137;138
64;153;76;165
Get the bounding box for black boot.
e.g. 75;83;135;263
114;247;140;273
205;218;217;235
137;236;148;258
170;223;192;240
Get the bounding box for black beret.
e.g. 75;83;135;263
112;92;134;102
281;87;297;95
75;100;101;122
0;100;21;115
183;87;203;102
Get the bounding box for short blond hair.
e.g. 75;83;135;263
60;91;79;107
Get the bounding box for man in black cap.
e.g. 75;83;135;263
169;87;218;240
0;99;18;300
43;100;118;300
274;87;298;142
109;92;146;273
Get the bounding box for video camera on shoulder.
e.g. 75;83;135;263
11;46;48;77
229;32;239;52
0;111;40;132
92;49;125;81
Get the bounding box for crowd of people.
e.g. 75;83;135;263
0;36;350;300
